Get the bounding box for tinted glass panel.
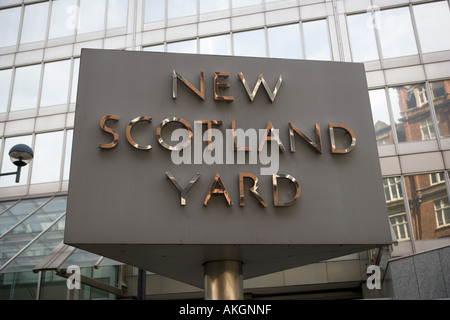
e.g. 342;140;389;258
168;0;196;19
430;80;450;138
200;34;231;56
144;0;165;22
78;0;106;34
31;132;65;184
10;65;41;112
369;89;393;146
0;69;12;113
0;7;21;47
268;24;302;59
49;0;77;39
107;0;128;29
233;29;266;58
303;20;331;61
347;13;379;62
40;60;72;108
20;2;49;44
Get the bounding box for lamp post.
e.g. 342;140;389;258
0;144;34;183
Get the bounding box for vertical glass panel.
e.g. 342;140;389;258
144;0;165;22
107;0;128;29
167;40;197;54
142;44;165;52
200;34;231;56
233;29;266;58
376;7;417;59
0;7;21;47
39;270;67;300
70;58;80;103
78;0;106;34
49;0;77;39
0;69;12;114
0;271;39;300
383;177;410;242
268;24;302;59
369;89;393;146
413;1;450;54
10;64;42;112
40;60;71;108
405;173;450;240
430;80;450;138
302;19;331;61
63;130;73;180
20;2;49;44
0;135;33;188
232;0;261;8
346;13;379;62
200;0;229;13
168;0;196;19
389;84;436;143
31;131;65;184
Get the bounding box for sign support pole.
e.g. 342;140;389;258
203;260;244;300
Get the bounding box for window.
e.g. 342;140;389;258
346;13;379;62
302;19;331;61
200;0;228;13
0;69;12;114
107;0;128;29
233;29;266;58
413;1;450;54
200;34;231;56
20;3;49;44
389;212;410;241
232;0;261;8
167;40;197;54
48;0;77;39
143;44;165;52
389;84;435;143
383;177;403;202
369;89;392;146
10;65;42;112
31;132;65;184
0;7;21;47
430;80;450;138
40;60;72;108
144;0;165;22
430;172;445;185
63;130;73;180
268;24;302;59
78;0;106;35
376;7;418;59
70;58;80;104
168;0;196;19
435;198;450;228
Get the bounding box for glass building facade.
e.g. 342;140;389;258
0;0;449;300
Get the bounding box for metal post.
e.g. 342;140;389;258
204;260;243;300
137;268;146;300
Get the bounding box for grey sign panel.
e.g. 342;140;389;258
65;49;392;287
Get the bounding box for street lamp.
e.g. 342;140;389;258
0;144;34;183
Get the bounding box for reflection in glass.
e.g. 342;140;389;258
369;89;393;145
383;177;410;242
405;173;450;240
20;2;49;44
232;0;261;8
200;34;231;56
10;65;42;112
389;84;436;143
413;1;450;54
31;132;65;184
40;60;72;108
78;0;106;34
268;24;302;59
233;29;266;58
144;0;165;22
49;0;77;39
63;130;73;180
167;40;197;54
346;13;379;62
143;44;165;52
430;80;450;138
200;0;229;13
376;7;417;59
168;0;196;19
70;59;80;104
0;69;12;113
302;19;331;61
107;0;128;29
0;135;33;187
0;7;21;47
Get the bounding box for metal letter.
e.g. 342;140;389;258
289;122;322;153
203;173;233;206
173;70;205;100
214;72;234;101
126;116;152;150
238;72;282;102
99;115;120;149
258;121;286;152
272;173;301;207
329;123;356;154
166;171;200;206
195;120;223;150
156;117;193;151
239;173;267;207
